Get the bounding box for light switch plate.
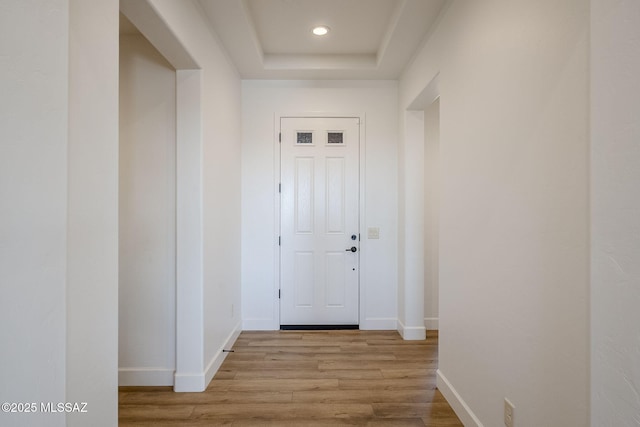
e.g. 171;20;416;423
367;227;380;239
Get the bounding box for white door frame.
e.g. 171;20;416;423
273;112;366;329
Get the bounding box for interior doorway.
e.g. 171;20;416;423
118;20;177;386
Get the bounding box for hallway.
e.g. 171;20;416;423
3;1;639;426
119;330;462;426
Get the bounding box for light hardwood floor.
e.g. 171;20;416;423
119;330;463;426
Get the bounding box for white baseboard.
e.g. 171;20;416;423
360;317;397;330
173;371;205;392
424;317;439;330
174;320;242;392
397;319;426;340
118;368;174;386
437;369;484;427
242;317;278;330
204;320;242;386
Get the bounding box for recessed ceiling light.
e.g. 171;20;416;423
312;26;330;36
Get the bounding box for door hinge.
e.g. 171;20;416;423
279;132;281;143
278;236;281;246
278;289;281;299
279;183;281;193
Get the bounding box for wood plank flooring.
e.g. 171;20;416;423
119;330;462;426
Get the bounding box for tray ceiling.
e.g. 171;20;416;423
198;0;446;79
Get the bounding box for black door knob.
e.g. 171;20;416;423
345;246;357;253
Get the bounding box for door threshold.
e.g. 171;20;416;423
280;324;359;331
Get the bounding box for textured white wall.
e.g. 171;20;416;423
591;1;640;425
67;0;119;424
0;1;69;425
119;34;177;386
401;0;589;425
241;80;398;330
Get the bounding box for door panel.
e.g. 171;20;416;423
325;252;346;307
295;157;314;233
294;252;314;307
280;117;360;325
326;157;345;233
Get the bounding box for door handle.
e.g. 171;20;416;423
345;246;357;253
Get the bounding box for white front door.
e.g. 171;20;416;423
280;117;360;326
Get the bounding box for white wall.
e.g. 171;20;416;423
591;1;640;425
424;99;440;330
67;0;119;424
1;1;119;426
119;34;177;386
401;1;589;425
122;0;243;391
0;1;69;425
198;23;243;386
241;80;398;330
399;110;426;339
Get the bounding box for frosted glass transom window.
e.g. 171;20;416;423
297;132;313;144
327;132;344;144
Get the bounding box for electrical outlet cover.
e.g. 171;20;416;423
504;398;515;427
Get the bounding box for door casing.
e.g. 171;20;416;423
273;112;366;329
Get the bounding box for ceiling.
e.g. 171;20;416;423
197;0;446;80
119;13;140;36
